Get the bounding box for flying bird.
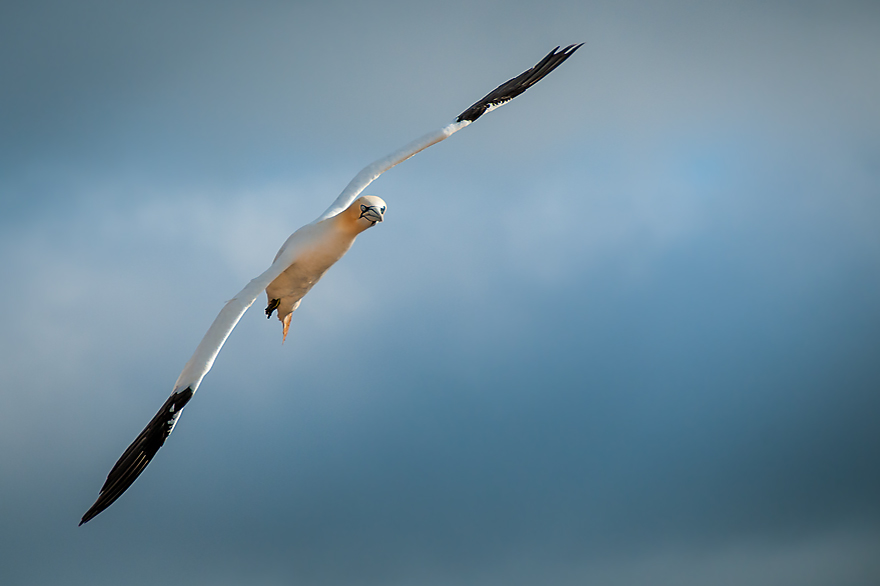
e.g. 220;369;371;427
80;44;582;525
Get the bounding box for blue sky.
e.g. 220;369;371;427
2;1;879;584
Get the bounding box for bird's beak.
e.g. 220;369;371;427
360;206;384;224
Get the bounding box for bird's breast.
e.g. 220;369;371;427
265;228;357;309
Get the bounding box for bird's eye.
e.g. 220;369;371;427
360;205;368;212
380;206;386;213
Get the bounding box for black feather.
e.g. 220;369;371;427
455;44;583;123
79;387;194;525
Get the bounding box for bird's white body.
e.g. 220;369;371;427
267;220;356;319
171;195;385;396
266;195;386;338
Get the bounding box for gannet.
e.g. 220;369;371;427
80;44;582;525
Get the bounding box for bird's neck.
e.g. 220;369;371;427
328;208;370;236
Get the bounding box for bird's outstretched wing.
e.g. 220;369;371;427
79;254;300;525
317;44;582;221
80;44;582;525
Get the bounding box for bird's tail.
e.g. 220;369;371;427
282;313;292;344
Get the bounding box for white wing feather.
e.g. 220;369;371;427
171;239;306;394
316;121;470;222
171;270;280;392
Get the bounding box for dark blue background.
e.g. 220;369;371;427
2;1;878;584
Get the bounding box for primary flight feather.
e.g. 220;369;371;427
80;44;582;525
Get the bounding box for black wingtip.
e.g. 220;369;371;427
78;387;194;525
455;43;583;123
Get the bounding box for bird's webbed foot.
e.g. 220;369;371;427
265;298;280;318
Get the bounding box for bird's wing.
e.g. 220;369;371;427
316;43;582;222
80;247;302;525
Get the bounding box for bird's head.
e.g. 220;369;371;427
351;195;387;229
